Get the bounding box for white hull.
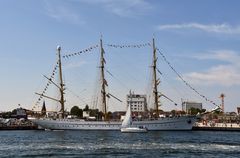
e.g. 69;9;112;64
29;116;197;131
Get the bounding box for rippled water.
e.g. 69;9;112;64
0;130;239;157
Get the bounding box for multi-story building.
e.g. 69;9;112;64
127;93;147;112
182;101;202;113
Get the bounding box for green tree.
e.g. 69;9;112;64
97;111;104;120
12;109;17;115
107;111;113;120
90;109;99;117
70;106;83;118
83;104;89;111
189;107;201;115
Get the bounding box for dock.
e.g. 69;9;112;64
193;122;240;131
0;125;38;130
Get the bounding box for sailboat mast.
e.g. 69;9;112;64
152;38;159;117
100;38;107;120
57;46;65;118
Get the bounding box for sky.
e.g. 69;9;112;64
0;0;240;112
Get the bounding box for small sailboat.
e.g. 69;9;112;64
121;92;148;133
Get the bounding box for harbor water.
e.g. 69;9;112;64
0;130;239;157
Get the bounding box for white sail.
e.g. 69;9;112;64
121;105;132;128
120;102;148;133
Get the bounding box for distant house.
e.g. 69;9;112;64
11;108;27;119
83;111;90;118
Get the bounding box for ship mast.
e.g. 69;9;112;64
57;46;65;118
152;38;159;117
100;38;107;120
35;46;65;118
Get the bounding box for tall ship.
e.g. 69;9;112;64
29;38;198;130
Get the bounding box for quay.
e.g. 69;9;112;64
193;122;240;131
0;125;38;130
0;117;38;130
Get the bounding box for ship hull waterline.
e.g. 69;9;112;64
29;116;197;131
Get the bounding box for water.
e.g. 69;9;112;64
0;130;239;157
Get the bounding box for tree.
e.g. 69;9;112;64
12;109;17;115
97;111;104;120
107;111;113;120
189;107;201;115
90;109;99;117
83;104;89;111
70;106;83;118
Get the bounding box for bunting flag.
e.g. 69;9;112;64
104;79;108;86
106;43;151;49
157;68;162;75
103;57;106;64
34;61;59;108
156;47;219;107
62;44;99;59
156;79;160;85
106;70;114;77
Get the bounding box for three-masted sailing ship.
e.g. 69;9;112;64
29;38;198;130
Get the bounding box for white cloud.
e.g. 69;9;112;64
44;1;85;25
64;61;87;69
193;50;240;66
157;23;240;34
184;65;240;86
80;0;152;17
183;50;240;86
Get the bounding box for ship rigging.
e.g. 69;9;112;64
30;36;220;131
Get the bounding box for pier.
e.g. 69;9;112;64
193;122;240;131
0;125;38;130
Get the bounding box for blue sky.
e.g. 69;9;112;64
0;0;240;112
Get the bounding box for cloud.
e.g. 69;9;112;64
183;50;240;86
64;61;87;69
157;23;240;34
184;65;240;86
80;0;152;18
193;50;240;65
44;1;85;25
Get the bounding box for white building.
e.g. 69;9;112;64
127;94;147;112
83;111;90;118
182;101;202;113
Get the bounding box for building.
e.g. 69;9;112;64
83;111;90;118
11;108;27;119
237;107;240;115
182;101;202;113
127;93;147;112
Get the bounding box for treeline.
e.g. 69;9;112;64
70;105;113;120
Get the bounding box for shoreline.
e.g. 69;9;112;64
193;126;240;131
0;125;38;130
